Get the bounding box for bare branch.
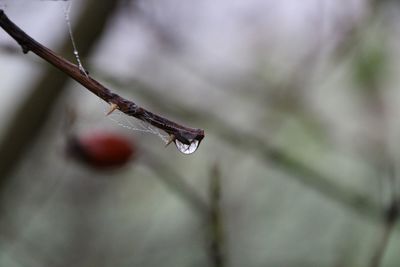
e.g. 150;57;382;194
0;10;204;152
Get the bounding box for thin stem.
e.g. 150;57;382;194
208;164;226;267
0;10;204;147
369;200;399;267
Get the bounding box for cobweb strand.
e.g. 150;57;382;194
105;108;170;144
62;0;87;76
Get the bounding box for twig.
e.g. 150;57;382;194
0;10;204;149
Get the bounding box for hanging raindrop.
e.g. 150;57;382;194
174;139;200;154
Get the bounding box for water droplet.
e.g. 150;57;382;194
174;139;200;154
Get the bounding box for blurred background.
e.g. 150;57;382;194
0;0;399;266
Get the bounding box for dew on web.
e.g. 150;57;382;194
103;104;170;145
61;0;87;76
102;103;200;154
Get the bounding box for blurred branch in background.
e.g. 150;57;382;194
368;203;398;267
0;0;120;200
207;163;226;267
140;155;228;266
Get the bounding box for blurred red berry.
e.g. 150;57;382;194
67;132;135;170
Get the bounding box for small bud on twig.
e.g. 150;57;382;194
106;103;118;116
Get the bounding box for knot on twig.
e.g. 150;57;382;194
21;43;29;54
